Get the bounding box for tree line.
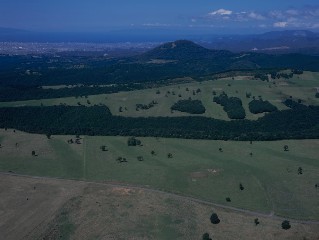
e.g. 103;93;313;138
0;103;318;141
0;84;145;102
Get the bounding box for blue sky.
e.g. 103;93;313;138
1;0;319;34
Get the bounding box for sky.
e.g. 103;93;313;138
1;0;319;34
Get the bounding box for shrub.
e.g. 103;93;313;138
281;220;291;230
202;233;212;240
210;213;220;224
127;137;141;146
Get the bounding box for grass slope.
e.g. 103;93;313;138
2;174;319;240
0;72;318;121
0;129;318;220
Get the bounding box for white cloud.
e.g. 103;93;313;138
259;24;268;28
273;22;288;28
248;12;265;20
310;23;319;28
142;23;171;27
209;9;233;16
286;9;299;16
269;10;285;19
199;6;319;30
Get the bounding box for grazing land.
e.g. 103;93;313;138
1;130;318;221
1;174;319;240
1;40;319;240
0;71;318;121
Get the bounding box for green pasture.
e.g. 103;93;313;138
0;130;318;220
0;71;318;121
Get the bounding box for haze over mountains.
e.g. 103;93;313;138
1;28;319;55
1;39;319;88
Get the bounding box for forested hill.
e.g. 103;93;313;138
137;40;319;71
1;40;319;86
139;40;233;60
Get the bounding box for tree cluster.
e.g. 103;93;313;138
136;101;158;111
283;99;308;110
127;137;142;146
213;93;246;119
171;99;206;114
254;73;269;81
249;99;278;114
270;72;293;79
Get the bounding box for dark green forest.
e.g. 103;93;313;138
171;99;206;114
248;99;278;114
213;93;246;119
0;104;318;141
0;84;145;102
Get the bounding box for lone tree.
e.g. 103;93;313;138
281;220;291;230
167;153;173;158
226;197;231;202
31;151;36;156
46;134;51;139
219;148;223;152
284;145;289;151
151;150;156;156
127;137;141;146
254;218;260;226
239;183;245;191
202;233;212;240
100;145;108;152
298;167;303;175
210;213;220;224
137;156;144;161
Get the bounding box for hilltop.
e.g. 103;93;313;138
140;40;232;61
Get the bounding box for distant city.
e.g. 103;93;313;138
1;29;319;56
0;42;160;56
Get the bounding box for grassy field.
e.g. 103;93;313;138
1;129;318;220
0;71;318;120
1;174;319;240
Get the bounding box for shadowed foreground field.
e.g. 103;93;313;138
0;129;318;221
0;174;319;240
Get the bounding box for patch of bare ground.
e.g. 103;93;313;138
1;174;318;240
0;174;86;240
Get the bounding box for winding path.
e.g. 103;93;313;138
1;171;319;225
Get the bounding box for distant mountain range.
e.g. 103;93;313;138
0;28;319;55
1;39;319;87
200;30;319;55
136;40;319;73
